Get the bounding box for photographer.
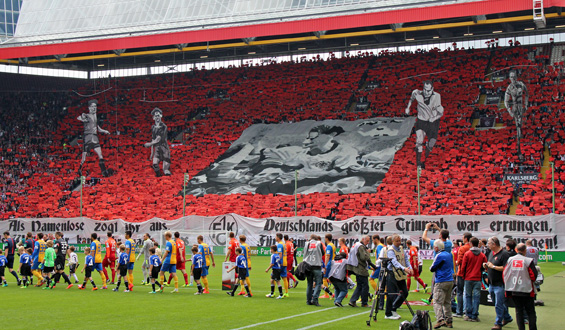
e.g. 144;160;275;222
384;234;413;320
346;235;376;307
303;234;324;306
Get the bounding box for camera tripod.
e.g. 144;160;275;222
367;258;415;326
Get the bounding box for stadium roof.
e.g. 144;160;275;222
0;0;565;72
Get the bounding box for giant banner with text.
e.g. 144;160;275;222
1;214;562;256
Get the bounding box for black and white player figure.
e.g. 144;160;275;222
405;81;444;168
504;70;529;158
144;107;171;177
76;99;111;177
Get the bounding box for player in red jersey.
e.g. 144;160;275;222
284;235;298;288
225;232;239;263
406;240;427;292
102;232;117;284
168;232;189;286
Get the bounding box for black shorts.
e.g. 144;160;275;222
151;265;161;279
193;268;202;280
6;255;14;269
21;264;32;277
55;257;66;271
0;266;4;277
69;264;77;274
237;267;247;281
83;134;101;152
419;265;423;275
118;264;128;277
85;266;93;278
43;266;54;274
271;269;281;281
415;119;440;140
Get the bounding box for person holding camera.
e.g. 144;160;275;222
384;234;413;320
346;235;375;307
303;234;325;306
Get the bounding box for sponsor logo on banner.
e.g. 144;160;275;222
504;173;539;184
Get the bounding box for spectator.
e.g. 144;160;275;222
460;237;487;322
486;237;513;330
430;239;454;329
455;232;473;318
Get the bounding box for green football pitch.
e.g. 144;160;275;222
1;257;563;330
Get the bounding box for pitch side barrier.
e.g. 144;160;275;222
2;213;563;260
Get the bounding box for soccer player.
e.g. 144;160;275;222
406;240;427;292
225;232;239;263
143;107;172;176
23;232;35;251
197;235;215;294
18;247;32;288
31;232;46;286
113;244;130;292
76;99;111;176
237;235;252;295
0;251;7;286
321;233;336;299
148;247;163;294
191;246;204;295
168;232;189;287
124;230;136;290
284;235;298;289
227;247;252;297
160;231;179;293
79;247;98;291
90;233;107;289
43;240;56;289
103;232;117;284
369;235;385;294
275;233;289;297
53;232;73;289
137;233;154;285
265;245;284;299
3;231;20;285
68;246;79;283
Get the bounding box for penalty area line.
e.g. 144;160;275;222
230;307;337;330
295;311;368;330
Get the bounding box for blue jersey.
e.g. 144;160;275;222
3;237;16;256
192;254;203;269
20;253;31;265
24;238;34;250
149;255;161;267
236;255;247;269
85;255;94;267
0;255;6;267
164;241;173;264
118;252;129;265
270;254;281;270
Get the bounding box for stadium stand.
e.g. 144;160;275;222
2;45;564;221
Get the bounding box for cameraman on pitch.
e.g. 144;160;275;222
384;234;413;320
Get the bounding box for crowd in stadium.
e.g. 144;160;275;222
1;225;542;330
1;44;564;222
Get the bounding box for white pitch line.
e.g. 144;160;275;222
295;311;368;330
230;307;337;330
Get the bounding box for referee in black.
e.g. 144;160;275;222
53;232;73;288
3;232;21;285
